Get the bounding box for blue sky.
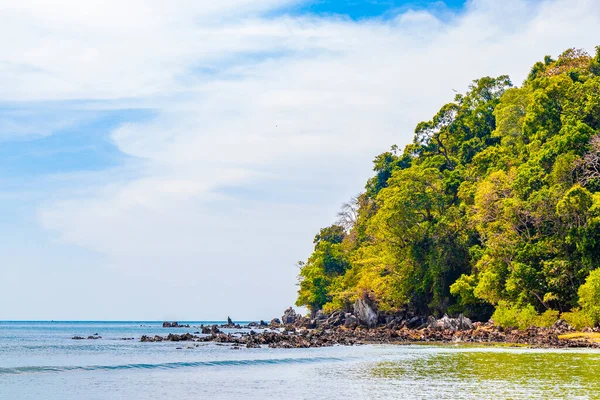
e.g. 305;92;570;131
280;0;466;18
1;0;599;320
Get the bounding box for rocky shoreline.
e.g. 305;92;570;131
139;306;600;349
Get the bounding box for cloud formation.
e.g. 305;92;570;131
1;0;600;319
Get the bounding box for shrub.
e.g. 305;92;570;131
578;268;600;325
491;301;537;330
561;308;594;330
533;309;560;328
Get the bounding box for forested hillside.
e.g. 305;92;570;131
296;47;600;329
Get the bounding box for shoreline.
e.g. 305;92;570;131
136;320;600;350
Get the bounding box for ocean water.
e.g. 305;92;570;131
1;321;600;400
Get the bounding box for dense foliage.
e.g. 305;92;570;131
296;47;600;327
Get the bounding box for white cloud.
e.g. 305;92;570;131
1;0;600;319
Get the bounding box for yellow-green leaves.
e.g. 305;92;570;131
578;268;600;325
297;47;600;324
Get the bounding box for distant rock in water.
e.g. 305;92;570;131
282;307;299;325
162;321;190;328
227;316;233;326
72;335;102;340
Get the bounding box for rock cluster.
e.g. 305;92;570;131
162;322;190;328
72;334;102;340
138;309;599;349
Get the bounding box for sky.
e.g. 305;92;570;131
1;0;599;321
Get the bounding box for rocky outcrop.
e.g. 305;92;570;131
139;319;600;349
354;298;378;328
282;307;299;325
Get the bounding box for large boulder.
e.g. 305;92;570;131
282;307;299;325
354;298;378;328
269;318;281;327
427;314;474;331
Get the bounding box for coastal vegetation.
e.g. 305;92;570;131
296;47;600;329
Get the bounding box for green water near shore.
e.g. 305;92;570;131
371;349;600;398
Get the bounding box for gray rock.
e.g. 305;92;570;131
354;298;378;328
325;310;345;327
282;307;299;325
406;316;423;329
428;314;474;331
344;314;359;329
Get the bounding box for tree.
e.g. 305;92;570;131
296;46;600;324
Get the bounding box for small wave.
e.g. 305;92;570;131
0;357;343;375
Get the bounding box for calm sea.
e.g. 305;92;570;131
1;321;600;399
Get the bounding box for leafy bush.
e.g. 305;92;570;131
578;268;600;325
561;308;595;330
533;309;559;328
491;301;538;330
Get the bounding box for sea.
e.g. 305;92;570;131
1;321;600;399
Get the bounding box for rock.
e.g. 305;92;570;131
87;335;102;339
297;316;315;329
385;316;403;329
344;314;359;329
269;318;281;327
427;314;474;331
456;314;474;330
141;335;164;342
200;325;221;335
227;316;233;326
552;319;573;333
71;336;85;340
162;321;190;328
354;298;378;328
406;316;423;329
325;310;345;327
259;320;268;327
282;307;299;325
